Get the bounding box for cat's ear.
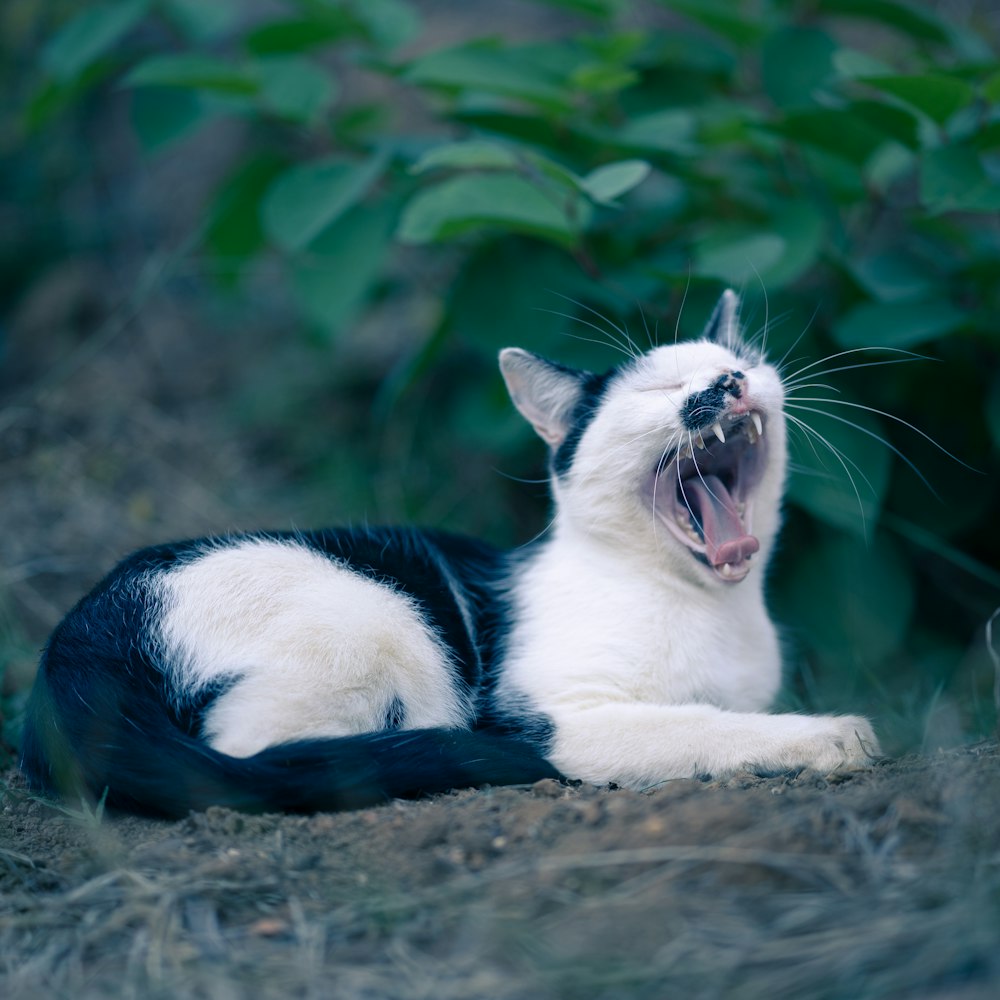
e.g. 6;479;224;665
703;289;742;350
499;348;585;449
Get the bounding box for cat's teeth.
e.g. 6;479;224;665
751;412;763;436
694;432;706;450
719;562;735;578
711;422;726;444
679;444;693;460
676;513;700;543
746;423;758;444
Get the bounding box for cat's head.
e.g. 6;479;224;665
500;291;787;587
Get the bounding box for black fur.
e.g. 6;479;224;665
681;372;744;431
19;529;562;817
553;368;617;477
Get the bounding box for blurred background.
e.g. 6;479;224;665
1;0;998;757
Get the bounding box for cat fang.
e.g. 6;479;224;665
19;289;881;817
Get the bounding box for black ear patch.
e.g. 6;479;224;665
551;369;616;477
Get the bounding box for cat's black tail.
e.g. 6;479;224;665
19;659;561;819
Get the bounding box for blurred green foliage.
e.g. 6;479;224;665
8;0;1000;749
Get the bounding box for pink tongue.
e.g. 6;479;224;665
682;474;759;567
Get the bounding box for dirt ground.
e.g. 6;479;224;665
2;744;999;999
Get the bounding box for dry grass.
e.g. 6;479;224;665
2;745;999;999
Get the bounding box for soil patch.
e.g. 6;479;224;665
2;744;999;998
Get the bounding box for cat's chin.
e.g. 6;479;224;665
648;409;769;584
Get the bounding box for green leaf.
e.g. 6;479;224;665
849;253;938;303
42;0;150;81
984;71;1000;104
569;62;639;96
861;74;976;124
532;0;620;14
405;42;572;109
130;88;210;152
865;143;916;193
758;202;827;287
833;299;969;349
847;100;920;150
245;16;358;55
291;199;397;335
255;56;337;124
351;0;422;50
973;121;1000;151
579;160;651;205
162;0;237;41
760;27;838;109
694;231;785;285
816;0;950;44
607;109;699;155
786;406;892;537
25;67;111;130
125;55;259;94
660;0;767;46
397;174;587;246
770;108;886;165
831;48;892;79
204;154;289;285
262;153;387;252
920;146;1000;213
410;140;521;174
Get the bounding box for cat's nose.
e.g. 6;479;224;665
719;370;746;399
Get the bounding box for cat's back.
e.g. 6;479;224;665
22;525;510;778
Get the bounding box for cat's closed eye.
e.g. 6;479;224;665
637;383;684;393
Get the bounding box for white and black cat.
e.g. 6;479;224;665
20;291;880;816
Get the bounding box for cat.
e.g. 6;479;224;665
19;290;880;817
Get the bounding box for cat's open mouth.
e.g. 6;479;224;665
650;410;768;583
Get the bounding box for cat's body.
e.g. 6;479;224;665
20;292;879;817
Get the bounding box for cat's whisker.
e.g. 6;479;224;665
782;356;925;388
638;304;656;352
747;263;770;359
672;272;692;381
784;381;841;395
493;468;551;485
786;413;879;500
787;460;842;480
785;412;872;538
744;308;794;364
781;346;931;383
774;302;821;374
537;307;637;360
787;396;974;475
786;412;877;495
785;413;827;468
787;402;940;499
545;292;641;360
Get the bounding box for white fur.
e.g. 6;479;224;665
497;338;880;785
157;538;470;757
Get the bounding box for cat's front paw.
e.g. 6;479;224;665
765;714;881;775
